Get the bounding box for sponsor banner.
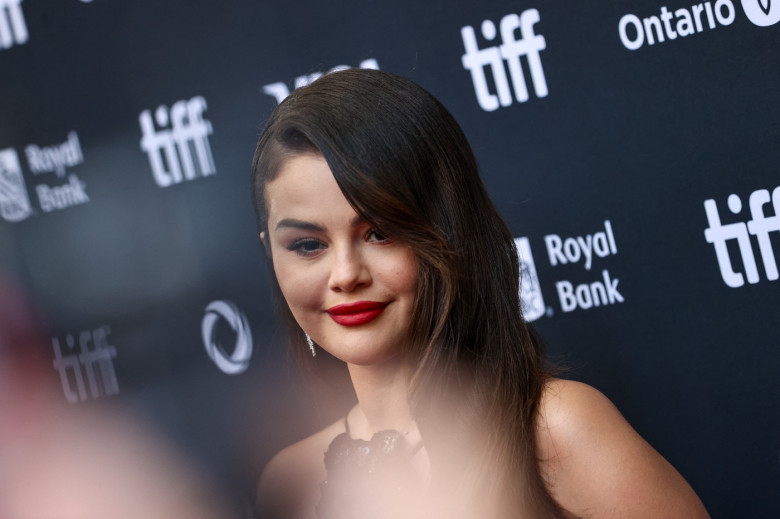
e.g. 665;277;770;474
461;9;548;112
201;300;253;375
0;0;27;50
139;96;216;188
262;58;380;104
704;186;780;287
26;131;84;177
0;131;90;223
741;0;780;26
515;237;547;322
0;148;33;222
52;325;119;404
517;220;625;318
618;0;778;51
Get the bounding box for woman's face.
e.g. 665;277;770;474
263;153;418;367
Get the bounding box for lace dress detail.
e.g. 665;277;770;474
316;418;422;519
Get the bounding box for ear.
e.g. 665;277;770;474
259;231;271;256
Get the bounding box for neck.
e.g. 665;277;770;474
346;355;413;440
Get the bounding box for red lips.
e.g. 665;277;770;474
326;301;389;326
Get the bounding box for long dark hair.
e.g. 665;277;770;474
251;69;563;517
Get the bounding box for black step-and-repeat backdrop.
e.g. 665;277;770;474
1;0;778;516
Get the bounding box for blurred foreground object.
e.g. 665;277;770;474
0;275;232;519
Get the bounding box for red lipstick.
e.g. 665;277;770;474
326;301;389;326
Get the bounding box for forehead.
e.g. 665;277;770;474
264;153;354;224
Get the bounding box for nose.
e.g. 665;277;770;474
328;243;371;293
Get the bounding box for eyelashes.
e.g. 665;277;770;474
285;229;391;258
287;238;326;257
366;229;390;243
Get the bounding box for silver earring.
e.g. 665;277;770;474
305;333;316;357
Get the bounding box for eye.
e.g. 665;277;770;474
366;229;391;243
288;238;326;257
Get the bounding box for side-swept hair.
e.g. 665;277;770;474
251;69;563;518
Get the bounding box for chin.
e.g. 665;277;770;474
327;341;405;368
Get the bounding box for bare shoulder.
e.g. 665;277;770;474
536;379;709;519
256;419;345;519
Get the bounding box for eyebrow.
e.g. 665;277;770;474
274;219;324;232
274;215;364;232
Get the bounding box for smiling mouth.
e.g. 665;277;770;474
326;301;389;326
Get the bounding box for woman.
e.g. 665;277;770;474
251;69;708;519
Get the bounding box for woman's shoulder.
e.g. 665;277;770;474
537;378;614;436
536;378;631;465
536;378;709;518
256;418;346;519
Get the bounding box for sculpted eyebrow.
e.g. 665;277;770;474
274;215;365;232
274;219;324;232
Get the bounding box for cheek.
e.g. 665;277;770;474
393;269;417;297
272;257;324;312
383;250;418;297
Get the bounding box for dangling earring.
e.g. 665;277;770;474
305;333;316;357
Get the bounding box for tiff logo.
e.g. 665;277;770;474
461;9;548;112
52;325;119;404
139;96;216;188
0;0;27;50
704;186;780;287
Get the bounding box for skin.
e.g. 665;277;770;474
257;153;709;519
263;153;418;371
537;380;710;518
